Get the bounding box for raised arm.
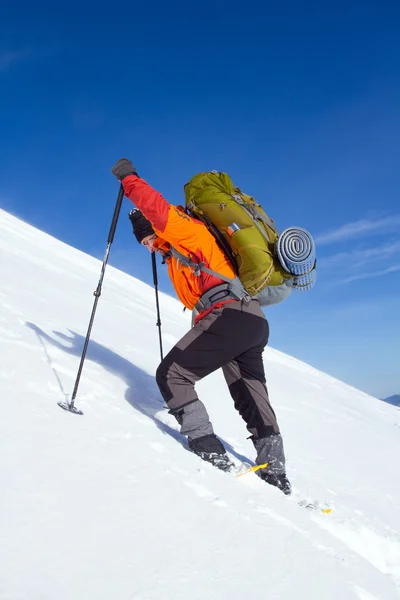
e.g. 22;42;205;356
111;158;201;250
122;174;170;232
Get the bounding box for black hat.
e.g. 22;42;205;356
128;210;155;244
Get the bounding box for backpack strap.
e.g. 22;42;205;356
169;246;251;307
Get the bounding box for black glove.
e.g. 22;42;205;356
111;158;137;181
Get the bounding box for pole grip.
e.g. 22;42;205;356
107;184;124;244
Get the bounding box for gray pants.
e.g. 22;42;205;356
156;300;286;474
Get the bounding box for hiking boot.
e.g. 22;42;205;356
196;451;234;472
262;472;292;496
188;434;234;472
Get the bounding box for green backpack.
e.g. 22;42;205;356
184;171;293;304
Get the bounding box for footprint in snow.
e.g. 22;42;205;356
149;442;165;453
184;480;227;507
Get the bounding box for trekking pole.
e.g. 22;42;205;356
151;251;164;361
58;184;125;415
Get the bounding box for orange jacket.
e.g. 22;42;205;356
122;175;235;312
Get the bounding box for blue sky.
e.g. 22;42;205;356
1;1;399;398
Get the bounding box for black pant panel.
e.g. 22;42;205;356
155;300;280;437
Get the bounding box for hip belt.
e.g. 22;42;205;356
194;283;240;313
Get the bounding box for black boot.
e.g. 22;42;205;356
261;472;292;496
188;434;234;473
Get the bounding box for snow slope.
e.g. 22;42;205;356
1;208;399;600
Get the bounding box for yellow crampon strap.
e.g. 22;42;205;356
236;463;268;478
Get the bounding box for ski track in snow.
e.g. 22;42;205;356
1;209;400;600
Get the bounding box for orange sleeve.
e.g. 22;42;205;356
122;174;203;253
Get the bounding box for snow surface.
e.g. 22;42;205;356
1;208;400;600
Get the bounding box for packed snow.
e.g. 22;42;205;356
1;208;399;600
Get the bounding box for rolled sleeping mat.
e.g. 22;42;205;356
277;227;316;292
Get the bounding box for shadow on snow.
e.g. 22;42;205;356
25;321;253;466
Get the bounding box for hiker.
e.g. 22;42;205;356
111;158;291;495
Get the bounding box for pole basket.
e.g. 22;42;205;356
57;400;84;415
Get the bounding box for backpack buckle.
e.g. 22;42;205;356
191;261;205;277
232;193;244;204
